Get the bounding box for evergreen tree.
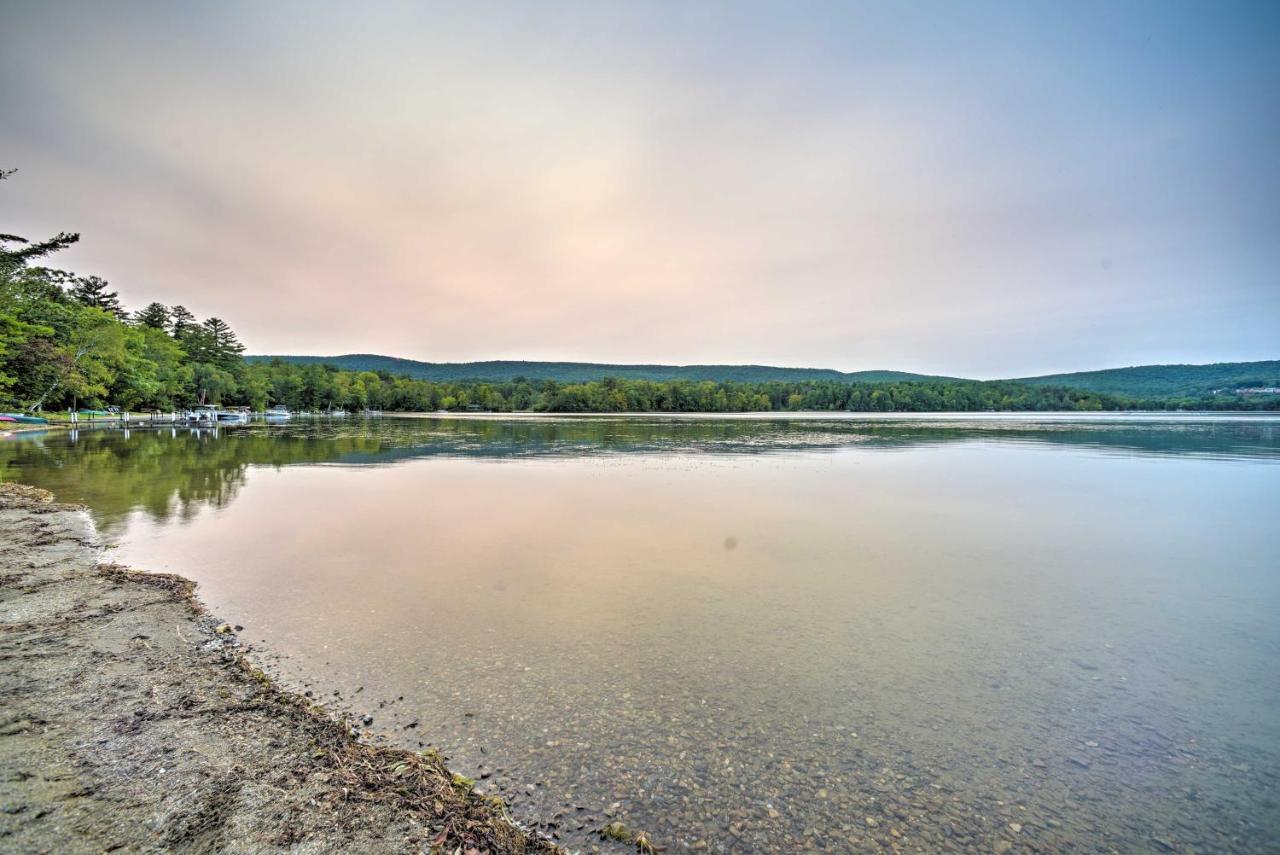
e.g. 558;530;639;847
201;317;245;367
70;276;125;318
0;168;79;279
133;302;170;330
169;305;195;336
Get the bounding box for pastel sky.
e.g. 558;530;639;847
2;1;1277;377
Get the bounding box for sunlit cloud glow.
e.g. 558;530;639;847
2;1;1276;376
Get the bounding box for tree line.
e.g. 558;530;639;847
2;168;1274;414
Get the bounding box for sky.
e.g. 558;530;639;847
1;1;1277;378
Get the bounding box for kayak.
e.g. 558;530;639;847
0;413;50;425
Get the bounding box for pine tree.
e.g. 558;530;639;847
133;302;170;330
0;168;79;279
201;317;245;367
70;276;125;318
169;305;196;337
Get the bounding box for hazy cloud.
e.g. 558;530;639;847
2;1;1276;376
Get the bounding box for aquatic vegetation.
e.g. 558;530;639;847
599;821;661;852
632;829;661;853
600;821;630;842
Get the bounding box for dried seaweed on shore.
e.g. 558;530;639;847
0;482;568;854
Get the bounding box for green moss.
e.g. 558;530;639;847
450;772;475;795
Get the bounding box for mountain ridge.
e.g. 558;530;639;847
245;354;954;385
247;354;1280;399
1014;360;1280;398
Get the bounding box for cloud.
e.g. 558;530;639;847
2;1;1276;376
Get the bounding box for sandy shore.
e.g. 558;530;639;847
0;424;67;437
0;483;563;854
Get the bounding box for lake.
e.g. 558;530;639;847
4;414;1278;852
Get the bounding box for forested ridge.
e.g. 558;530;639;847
245;353;950;384
1016;361;1280;398
3;169;1276;414
257;353;1280;402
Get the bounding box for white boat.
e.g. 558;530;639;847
328;409;348;417
362;409;383;417
216;407;250;425
264;405;293;420
184;405;219;424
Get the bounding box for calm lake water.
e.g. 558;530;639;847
5;414;1279;852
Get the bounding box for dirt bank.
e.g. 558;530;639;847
0;482;564;854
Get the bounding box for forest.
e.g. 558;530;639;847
2;168;1275;415
247;353;947;384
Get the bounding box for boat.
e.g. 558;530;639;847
216;406;250;425
184;405;219;424
362;409;383;417
264;405;293;420
1;413;49;425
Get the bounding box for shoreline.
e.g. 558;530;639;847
0;482;566;854
0;424;69;438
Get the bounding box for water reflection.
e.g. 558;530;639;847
3;415;1279;852
3;415;1277;531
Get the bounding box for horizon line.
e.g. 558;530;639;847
245;353;1280;382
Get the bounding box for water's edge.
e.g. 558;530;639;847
0;482;571;854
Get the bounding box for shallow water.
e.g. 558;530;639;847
5;414;1279;852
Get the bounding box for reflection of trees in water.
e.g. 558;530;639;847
356;416;1280;461
1;417;1275;530
0;428;385;532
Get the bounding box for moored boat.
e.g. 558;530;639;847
1;413;50;425
216;407;250;425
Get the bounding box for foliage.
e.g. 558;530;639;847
246;353;953;384
1016;361;1280;398
69;275;126;318
133;302;170;330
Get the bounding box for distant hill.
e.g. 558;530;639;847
248;354;1280;400
246;354;952;385
1014;361;1280;399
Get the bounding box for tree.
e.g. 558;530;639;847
27;306;128;411
0;169;80;277
126;326;191;409
168;304;195;336
70;276;125;318
238;363;271;411
201;317;245;367
1;169;82;402
133;302;170;330
190;362;237;405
